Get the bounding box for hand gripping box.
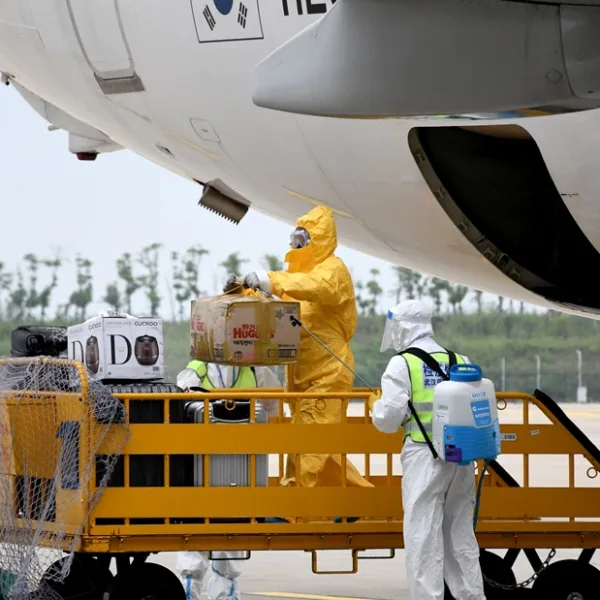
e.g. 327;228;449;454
68;314;164;380
190;293;300;365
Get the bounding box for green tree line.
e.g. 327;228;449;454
0;248;530;323
0;248;598;402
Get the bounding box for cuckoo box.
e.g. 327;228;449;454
67;316;164;380
190;295;300;365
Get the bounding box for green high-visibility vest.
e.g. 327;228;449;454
403;351;465;443
186;360;257;389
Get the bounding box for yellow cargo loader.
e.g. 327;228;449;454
0;357;599;599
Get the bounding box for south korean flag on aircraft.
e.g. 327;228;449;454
192;0;264;43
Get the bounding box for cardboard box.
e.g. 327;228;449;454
68;314;164;380
190;294;300;365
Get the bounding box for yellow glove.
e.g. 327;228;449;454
368;390;382;412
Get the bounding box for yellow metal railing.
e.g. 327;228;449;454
2;357;600;556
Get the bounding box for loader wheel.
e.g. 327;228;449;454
109;562;185;600
531;559;600;599
444;550;516;599
481;549;517;599
40;555;112;599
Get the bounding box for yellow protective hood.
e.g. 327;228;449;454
285;205;337;272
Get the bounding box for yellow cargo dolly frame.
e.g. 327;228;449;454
2;357;600;599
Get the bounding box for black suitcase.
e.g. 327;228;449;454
103;382;184;489
104;382;185;424
97;382;184;526
11;326;67;358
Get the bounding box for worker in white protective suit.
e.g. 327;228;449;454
175;361;281;600
368;300;486;600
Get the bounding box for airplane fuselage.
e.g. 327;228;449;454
2;0;600;316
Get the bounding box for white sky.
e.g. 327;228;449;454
0;86;523;318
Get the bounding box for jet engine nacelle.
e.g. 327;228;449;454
253;0;600;119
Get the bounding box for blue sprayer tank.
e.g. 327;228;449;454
432;364;501;465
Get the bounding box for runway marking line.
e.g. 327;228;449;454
248;593;373;600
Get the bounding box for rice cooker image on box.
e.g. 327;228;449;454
134;335;159;366
85;336;100;374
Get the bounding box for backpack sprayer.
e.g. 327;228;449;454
289;316;500;461
287;315;500;529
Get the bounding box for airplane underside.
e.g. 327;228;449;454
1;0;600;318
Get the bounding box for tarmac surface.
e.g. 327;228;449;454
150;402;600;599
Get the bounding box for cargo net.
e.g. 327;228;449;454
0;358;129;600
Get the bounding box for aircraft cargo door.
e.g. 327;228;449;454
67;0;144;94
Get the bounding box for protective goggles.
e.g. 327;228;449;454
290;228;310;249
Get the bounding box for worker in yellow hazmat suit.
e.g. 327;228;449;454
229;205;373;495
